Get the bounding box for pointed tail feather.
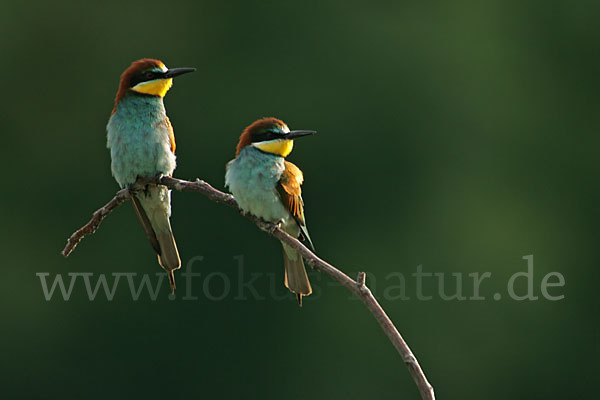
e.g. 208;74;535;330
282;242;312;306
135;185;181;292
130;194;161;255
164;268;176;294
157;230;180;294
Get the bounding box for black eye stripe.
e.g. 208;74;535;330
129;70;161;87
252;129;286;143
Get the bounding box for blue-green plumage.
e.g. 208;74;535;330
226;117;317;305
107;92;176;187
107;91;180;287
226;144;310;304
103;58;194;293
225;146;292;225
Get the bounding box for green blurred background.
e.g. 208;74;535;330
1;0;597;398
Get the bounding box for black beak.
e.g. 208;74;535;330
163;67;196;79
287;130;316;139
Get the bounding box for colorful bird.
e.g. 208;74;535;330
225;118;316;306
106;58;195;293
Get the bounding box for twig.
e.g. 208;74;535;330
62;188;131;257
62;176;435;400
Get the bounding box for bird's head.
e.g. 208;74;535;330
112;58;195;112
236;117;316;157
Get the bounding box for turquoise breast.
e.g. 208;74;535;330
225;146;291;224
106;93;176;188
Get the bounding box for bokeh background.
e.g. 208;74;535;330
1;0;598;398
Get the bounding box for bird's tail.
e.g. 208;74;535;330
131;185;181;293
282;242;312;306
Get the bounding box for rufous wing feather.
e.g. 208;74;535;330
276;161;315;250
277;161;314;306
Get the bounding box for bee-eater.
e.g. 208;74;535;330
106;58;195;293
225;118;316;306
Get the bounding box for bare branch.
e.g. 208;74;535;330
61;188;131;257
62;176;435;400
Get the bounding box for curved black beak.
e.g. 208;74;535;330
163;67;196;79
287;130;316;139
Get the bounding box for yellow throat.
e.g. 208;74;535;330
253;139;294;157
131;78;173;97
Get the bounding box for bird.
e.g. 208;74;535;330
225;117;316;306
106;58;195;293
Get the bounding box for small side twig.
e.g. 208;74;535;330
62;176;435;400
61;188;131;257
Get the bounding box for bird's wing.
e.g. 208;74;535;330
166;117;176;153
276;161;315;250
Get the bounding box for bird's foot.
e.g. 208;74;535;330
152;173;165;184
127;183;141;196
269;220;283;234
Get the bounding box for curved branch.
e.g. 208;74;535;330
62;176;435;400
